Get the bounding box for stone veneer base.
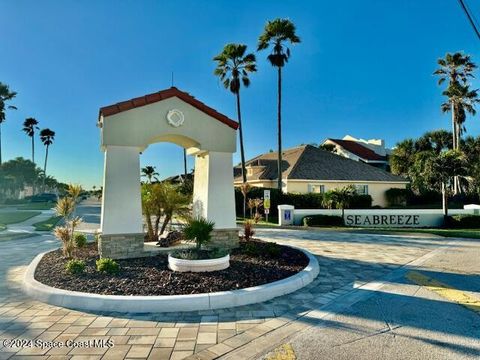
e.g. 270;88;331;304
23;246;319;313
98;233;144;259
210;228;239;249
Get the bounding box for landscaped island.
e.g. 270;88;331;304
34;240;308;296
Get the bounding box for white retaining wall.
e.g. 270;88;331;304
278;205;480;227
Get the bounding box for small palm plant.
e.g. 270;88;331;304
183;217;215;252
53;184;83;258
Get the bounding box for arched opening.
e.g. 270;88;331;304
98;87;239;259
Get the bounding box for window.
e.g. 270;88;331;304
247;168;253;176
308;184;325;194
355;184;368;195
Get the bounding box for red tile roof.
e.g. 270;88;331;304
98;87;239;130
328;139;386;161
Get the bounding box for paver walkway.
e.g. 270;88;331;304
0;208;458;359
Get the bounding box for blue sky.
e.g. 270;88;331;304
1;0;479;188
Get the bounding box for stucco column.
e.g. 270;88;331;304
193;151;238;247
99;146;144;259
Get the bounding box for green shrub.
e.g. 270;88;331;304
243;242;260;256
303;215;344;227
385;188;408;207
96;258;120;274
183;217;215;251
265;242;281;257
65;259;85;275
235;187;373;219
446;215;480;229
350;195;373;209
73;233;87;248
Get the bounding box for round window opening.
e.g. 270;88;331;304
166;109;185;127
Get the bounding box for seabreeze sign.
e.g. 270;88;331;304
344;214;421;227
286;208;463;227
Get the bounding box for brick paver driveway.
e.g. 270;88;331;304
0;216;454;359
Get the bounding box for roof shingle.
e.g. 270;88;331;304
235;145;406;183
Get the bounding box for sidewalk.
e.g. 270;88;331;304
257;237;480;360
0;222;469;359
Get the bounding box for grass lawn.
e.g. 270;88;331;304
33;216;63;231
0;211;41;226
18;202;56;210
0;232;37;241
236;216;278;226
350;227;480;239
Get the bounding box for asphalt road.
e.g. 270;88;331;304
284;239;480;360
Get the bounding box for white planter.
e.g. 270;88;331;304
168;253;230;272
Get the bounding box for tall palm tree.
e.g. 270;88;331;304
258;18;300;192
434;52;476;150
0;82;17;165
141;165;159;183
213;43;257;183
39;128;55;189
22;118;39;163
441;83;479;139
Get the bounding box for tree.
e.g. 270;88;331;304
434;52;478;195
322;185;356;220
434;52;476;150
258;18;300;192
319;144;337;153
0;82;17;165
141;182;191;242
157;183;191;235
390;139;416;176
424;150;467;219
141;166;159;183
240;182;251;219
0;157;40;199
441;83;479;144
22;118;39;164
214;43;257;183
39;128;55;189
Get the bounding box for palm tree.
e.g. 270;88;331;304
214;43;257;183
322;185;356;220
22;118;39;163
425;150;466;219
441;82;479;194
39;128;55;189
258;18;300;192
434;52;476;150
141;166;159;183
441;83;479;140
0;82;17;165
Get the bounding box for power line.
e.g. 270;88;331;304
458;0;480;40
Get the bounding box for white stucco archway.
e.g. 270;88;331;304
97;87;238;259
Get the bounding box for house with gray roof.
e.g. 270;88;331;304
234;145;408;207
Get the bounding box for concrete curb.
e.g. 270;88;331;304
23;246;319;313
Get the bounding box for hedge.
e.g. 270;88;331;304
446;215;480;229
302;215;344;227
385;188;408;207
235;187;372;218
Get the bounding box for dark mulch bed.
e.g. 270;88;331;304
35;240;309;295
